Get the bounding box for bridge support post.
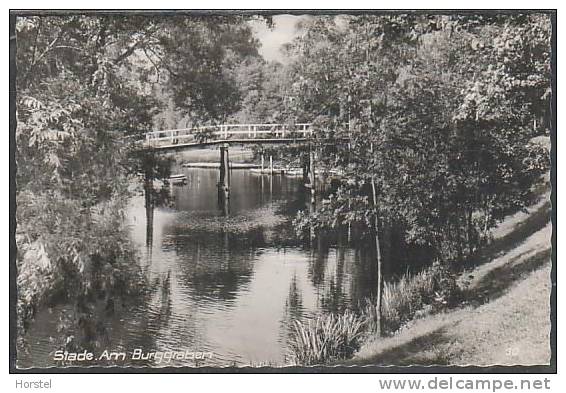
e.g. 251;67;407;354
309;149;317;205
302;153;309;184
269;155;273;175
261;154;265;173
219;144;230;199
144;176;154;251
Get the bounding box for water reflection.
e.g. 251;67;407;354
21;167;385;368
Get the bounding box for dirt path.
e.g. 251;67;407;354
347;192;552;366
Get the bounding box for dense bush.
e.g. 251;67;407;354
16;190;145;350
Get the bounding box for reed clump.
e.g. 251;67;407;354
289;262;460;365
380;268;436;332
288;311;366;365
367;261;459;333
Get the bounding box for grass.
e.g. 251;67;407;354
288;311;366;365
360;261;460;336
347;223;551;366
289;181;552;367
381;268;437;332
288;262;460;365
289;208;551;366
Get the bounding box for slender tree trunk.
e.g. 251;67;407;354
371;177;383;336
454;213;464;263
466;209;474;257
482;204;491;243
144;175;153;209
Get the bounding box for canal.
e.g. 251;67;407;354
19;166;381;368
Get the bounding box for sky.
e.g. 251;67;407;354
249;15;307;63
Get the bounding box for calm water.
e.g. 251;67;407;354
19;167;380;368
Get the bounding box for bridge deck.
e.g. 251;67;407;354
142;123;313;150
150;138;311;150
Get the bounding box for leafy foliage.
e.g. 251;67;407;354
14;14;263;352
284;14;551;342
16;18;156;345
289;14;551;263
14;13;552;360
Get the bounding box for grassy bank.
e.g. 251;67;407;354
349;191;551;366
288;186;551;366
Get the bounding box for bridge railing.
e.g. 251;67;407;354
143;123;312;147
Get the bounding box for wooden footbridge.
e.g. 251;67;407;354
139;122;326;212
142;123;313;150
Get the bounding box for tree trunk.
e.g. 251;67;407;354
309;148;316;204
466;209;474;257
371;177;383;337
482;205;491;244
144;174;154;250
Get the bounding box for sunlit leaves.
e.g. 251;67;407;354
15;16;158;343
287;13;551;263
16;191;143;332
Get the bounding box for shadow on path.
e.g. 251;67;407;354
468;248;551;305
466;198;550;271
351;202;552;366
361;326;458;366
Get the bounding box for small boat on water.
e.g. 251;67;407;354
284;168;304;177
249;168;285;175
153;179;165;191
182;162;261;169
167;174;188;186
